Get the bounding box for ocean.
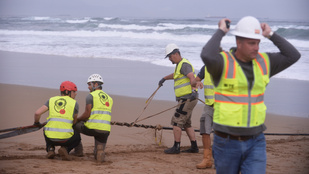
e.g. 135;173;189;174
0;16;308;81
0;16;308;117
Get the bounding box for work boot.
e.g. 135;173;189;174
181;140;199;153
58;146;72;161
47;150;56;159
196;148;213;169
96;144;105;163
71;142;84;157
46;148;56;159
164;141;180;154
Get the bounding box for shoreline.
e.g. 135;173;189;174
1;50;309;118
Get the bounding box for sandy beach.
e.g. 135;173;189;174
0;50;309;174
0;83;309;174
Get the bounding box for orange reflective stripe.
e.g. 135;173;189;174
257;53;268;75
215;92;264;105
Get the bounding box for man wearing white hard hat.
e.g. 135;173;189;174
200;16;300;173
75;74;113;163
158;44;199;154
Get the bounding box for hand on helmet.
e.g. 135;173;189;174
219;18;231;33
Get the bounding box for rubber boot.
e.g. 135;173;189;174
196;148;213;169
96;144;105;163
94;139;106;163
181;140;199;153
58;146;72;161
72;142;84;157
164;141;180;154
46;146;56;159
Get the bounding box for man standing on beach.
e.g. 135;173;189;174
195;65;215;169
34;81;82;161
75;74;113;163
201;16;301;173
158;43;199;154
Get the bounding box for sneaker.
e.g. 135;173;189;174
164;146;180;154
96;145;105;163
46;150;56;159
58;147;72;161
181;147;199;153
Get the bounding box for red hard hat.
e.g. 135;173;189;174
60;81;77;92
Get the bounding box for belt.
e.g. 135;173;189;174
214;131;256;141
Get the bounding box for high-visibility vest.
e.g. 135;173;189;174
203;66;214;105
84;90;113;131
213;51;270;128
44;96;76;139
173;58;196;97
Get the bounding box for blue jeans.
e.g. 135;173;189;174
213;133;266;174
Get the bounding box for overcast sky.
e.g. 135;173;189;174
1;0;308;21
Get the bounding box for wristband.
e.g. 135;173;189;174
267;31;274;39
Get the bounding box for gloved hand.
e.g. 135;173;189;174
33;121;43;128
189;90;198;101
158;78;166;87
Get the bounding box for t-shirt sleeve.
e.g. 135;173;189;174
44;100;49;109
74;102;79;115
180;62;193;76
197;65;205;80
86;94;93;105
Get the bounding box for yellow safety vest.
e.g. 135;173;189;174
44;96;76;139
203;66;214;105
213;51;270;128
174;58;196;97
85;90;113;131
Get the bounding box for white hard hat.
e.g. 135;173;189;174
165;43;179;58
230;16;264;39
88;74;103;83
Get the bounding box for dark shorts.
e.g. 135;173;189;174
44;129;81;153
74;121;110;143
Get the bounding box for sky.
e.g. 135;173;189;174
0;0;308;21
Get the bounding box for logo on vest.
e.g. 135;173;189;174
54;98;67;114
224;83;234;90
98;92;110;107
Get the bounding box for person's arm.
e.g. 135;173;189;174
163;73;174;80
77;94;92;122
158;73;174;87
200;18;229;86
195;66;205;89
261;23;301;77
73;102;79;124
77;104;92;122
34;105;48;123
186;72;197;89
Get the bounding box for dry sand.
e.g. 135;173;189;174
0;83;308;174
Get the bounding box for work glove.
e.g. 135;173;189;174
33;121;43;128
158;78;166;87
189;90;198;101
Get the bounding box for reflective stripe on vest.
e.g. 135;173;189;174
213;51;270;128
44;96;75;139
203;66;214;105
85;90;113;131
173;58;196;97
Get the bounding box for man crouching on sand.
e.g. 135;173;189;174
74;74;113;163
34;81;82;161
